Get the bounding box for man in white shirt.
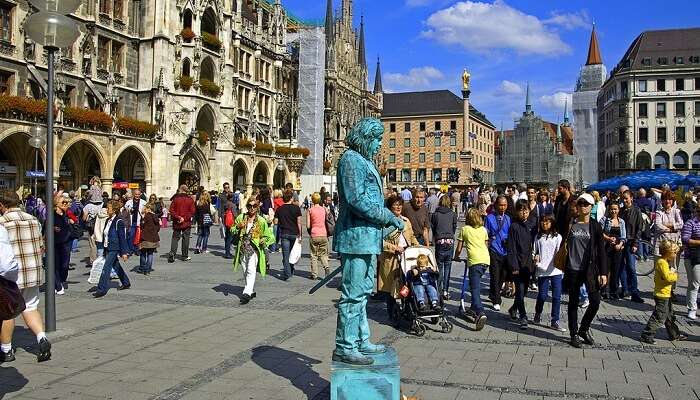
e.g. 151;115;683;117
400;187;412;202
124;189;145;254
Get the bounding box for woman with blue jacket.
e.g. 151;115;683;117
93;200;131;298
600;203;627;300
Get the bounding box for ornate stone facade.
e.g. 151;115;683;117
0;0;306;197
323;0;381;172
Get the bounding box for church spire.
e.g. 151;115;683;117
525;82;532;114
358;14;366;68
586;24;603;65
563;99;570;126
325;0;334;43
374;57;383;94
342;0;352;21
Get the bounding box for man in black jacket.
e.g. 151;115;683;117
554;179;576;237
565;193;608;348
620;190;644;303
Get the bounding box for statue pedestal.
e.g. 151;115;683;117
330;347;400;400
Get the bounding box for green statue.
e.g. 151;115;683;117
332;118;404;365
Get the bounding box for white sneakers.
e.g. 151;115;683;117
493;304;501;311
580;299;590;308
689;310;697;320
55;288;65;295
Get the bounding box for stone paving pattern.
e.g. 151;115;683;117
0;225;699;400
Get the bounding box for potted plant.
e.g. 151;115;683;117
199;79;220;97
181;27;195;42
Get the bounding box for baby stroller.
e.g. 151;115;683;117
394;246;453;336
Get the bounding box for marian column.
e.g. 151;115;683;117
460;69;473;185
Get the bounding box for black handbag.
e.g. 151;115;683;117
69;223;83;240
0;276;26;320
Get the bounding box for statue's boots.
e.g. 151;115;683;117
359;342;386;355
332;350;374;365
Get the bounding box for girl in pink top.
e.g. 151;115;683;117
306;192;329;279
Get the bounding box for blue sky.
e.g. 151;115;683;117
281;0;700;129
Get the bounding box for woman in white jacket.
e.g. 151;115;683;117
92;207;109;258
533;214;565;332
0;225;18;282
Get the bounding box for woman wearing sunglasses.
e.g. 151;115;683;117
231;197;275;304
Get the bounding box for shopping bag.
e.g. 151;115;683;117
133;226;142;245
88;256;106;284
289;238;302;265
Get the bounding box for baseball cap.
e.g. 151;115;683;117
577;193;595;205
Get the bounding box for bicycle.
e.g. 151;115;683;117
633;239;684;276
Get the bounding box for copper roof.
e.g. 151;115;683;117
586;26;603;65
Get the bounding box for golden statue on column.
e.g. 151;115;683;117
462;69;470;91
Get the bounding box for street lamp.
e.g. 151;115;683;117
28;125;47;200
24;0;82;332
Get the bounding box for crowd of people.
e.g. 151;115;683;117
0;176;699;364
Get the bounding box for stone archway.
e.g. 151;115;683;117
232;158;248;191
113;146;148;191
179;146;209;193
273;162;288;189
0;131;46;194
252;161;269;188
58;140;103;192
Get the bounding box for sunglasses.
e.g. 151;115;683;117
247;203;258;208
577;201;592;207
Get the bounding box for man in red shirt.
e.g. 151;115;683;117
168;185;196;263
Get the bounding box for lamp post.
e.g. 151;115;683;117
24;0;82;332
28;125;47;198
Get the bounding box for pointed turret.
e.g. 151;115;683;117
373;57;383;94
325;0;334;43
525;82;532;114
556;118;563;154
563;99;570;126
586;24;603;65
358;15;367;68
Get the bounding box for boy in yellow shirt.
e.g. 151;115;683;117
640;240;688;344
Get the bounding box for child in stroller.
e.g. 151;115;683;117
410;254;441;311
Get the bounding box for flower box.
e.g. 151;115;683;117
178;75;193;91
235;139;254;149
0;95;47;119
255;142;274;152
199;78;220;97
198;130;208;145
116;116;159;138
181;28;195;42
64;107;112;131
275;146;310;157
201;32;222;51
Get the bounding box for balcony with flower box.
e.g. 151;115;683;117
116;117;158;139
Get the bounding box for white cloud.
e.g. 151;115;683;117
544;10;591;30
421;0;571;56
496;80;523;96
384;66;446;92
539;91;572;115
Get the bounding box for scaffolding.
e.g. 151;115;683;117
573;63;606;185
295;27;325;176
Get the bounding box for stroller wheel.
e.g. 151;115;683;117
430;317;439;325
440;320;454;333
413;321;427;337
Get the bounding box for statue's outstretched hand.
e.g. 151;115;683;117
392;217;405;231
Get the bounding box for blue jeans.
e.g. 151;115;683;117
128;225;137;254
580;285;588;301
280;233;298;280
468;264;487;314
413;283;438;304
196;225;211;251
97;250;130;293
535;275;563;323
139;249;155;272
435;243;454;293
71;238;79;252
620;244;640;296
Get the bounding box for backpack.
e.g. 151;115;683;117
224;209;234;228
325;208;336;237
640;212;652;241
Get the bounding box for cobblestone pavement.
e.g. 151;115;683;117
1;226;699;400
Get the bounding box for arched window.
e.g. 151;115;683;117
654;151;669;170
183;9;193;29
182;58;191;77
200;57;215;82
672;151;688;169
636;151;651;170
693;151;700;170
202;8;217;36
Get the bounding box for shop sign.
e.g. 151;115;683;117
425;130;457;138
25;170;46;178
113;182;129;189
128;183;140;189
